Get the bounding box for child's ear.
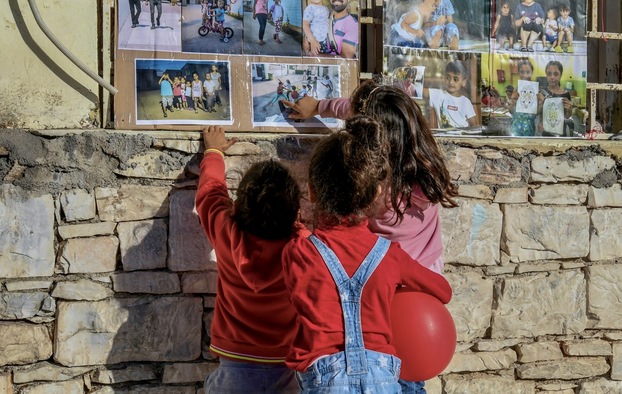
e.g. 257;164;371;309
374;185;383;202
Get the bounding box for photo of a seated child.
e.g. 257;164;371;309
384;0;490;52
491;0;586;54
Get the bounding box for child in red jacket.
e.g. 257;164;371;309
196;126;306;393
282;116;452;393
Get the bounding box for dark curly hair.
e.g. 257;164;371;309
309;115;390;227
233;160;301;240
352;80;458;224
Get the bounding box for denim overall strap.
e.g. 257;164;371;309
308;235;391;376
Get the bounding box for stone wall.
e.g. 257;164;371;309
1;129;622;393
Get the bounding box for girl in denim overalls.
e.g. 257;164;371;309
282;115;452;393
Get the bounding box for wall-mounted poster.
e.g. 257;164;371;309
386;47;481;133
118;0;182;52
251;63;340;127
244;0;303;56
135;59;232;125
181;0;244;54
302;0;360;59
481;52;587;137
492;0;587;55
384;0;490;52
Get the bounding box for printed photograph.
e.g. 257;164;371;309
181;0;244;54
135;59;232;125
118;0;183;52
386;47;482;133
480;52;588;137
384;0;490;52
391;65;425;98
243;0;303;56
251;63;340;127
302;0;360;59
492;0;587;54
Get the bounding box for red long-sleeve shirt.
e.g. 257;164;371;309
195;151;308;363
282;222;452;372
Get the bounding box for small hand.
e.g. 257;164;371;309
280;96;320;120
202;126;238;153
535;17;542;24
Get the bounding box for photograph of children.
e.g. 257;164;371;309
135;59;232;125
302;0;359;59
243;0;303;56
481;52;587;137
391;66;425;98
181;0;243;54
118;0;182;52
251;63;340;127
492;0;586;54
386;47;481;132
384;0;489;52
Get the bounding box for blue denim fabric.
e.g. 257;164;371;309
298;235;402;393
204;358;299;394
297;350;402;393
399;379;426;394
424;23;459;47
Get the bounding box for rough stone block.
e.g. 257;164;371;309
445;272;494;342
59;236;118;273
517;357;609;379
13;361;92;383
60;189;96;221
516;341;563;363
19;379;83;394
587;264;622;329
0;292;55;319
445;147;477;182
588;184;622;208
52;279;113;301
92;365;156;384
444;375;535;393
562;340;612;356
161;362;218;383
168;190;216;272
0;322;52;366
0;185;55;278
95;185;169;222
531;156;615;183
529;184;589;205
492;271;587;338
579;378;622;393
503;205;589;262
111;272;181;294
589;209;622;261
118;219;168;271
440;200;502;266
55;297;202;366
444;349;517;373
181;271;218;293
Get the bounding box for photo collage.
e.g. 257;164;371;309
383;0;588;137
116;0;359;129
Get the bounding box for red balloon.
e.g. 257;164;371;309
390;291;457;381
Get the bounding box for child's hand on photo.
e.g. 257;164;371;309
202;126;238;153
280;96;320;120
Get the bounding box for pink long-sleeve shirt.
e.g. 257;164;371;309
318;97;445;273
